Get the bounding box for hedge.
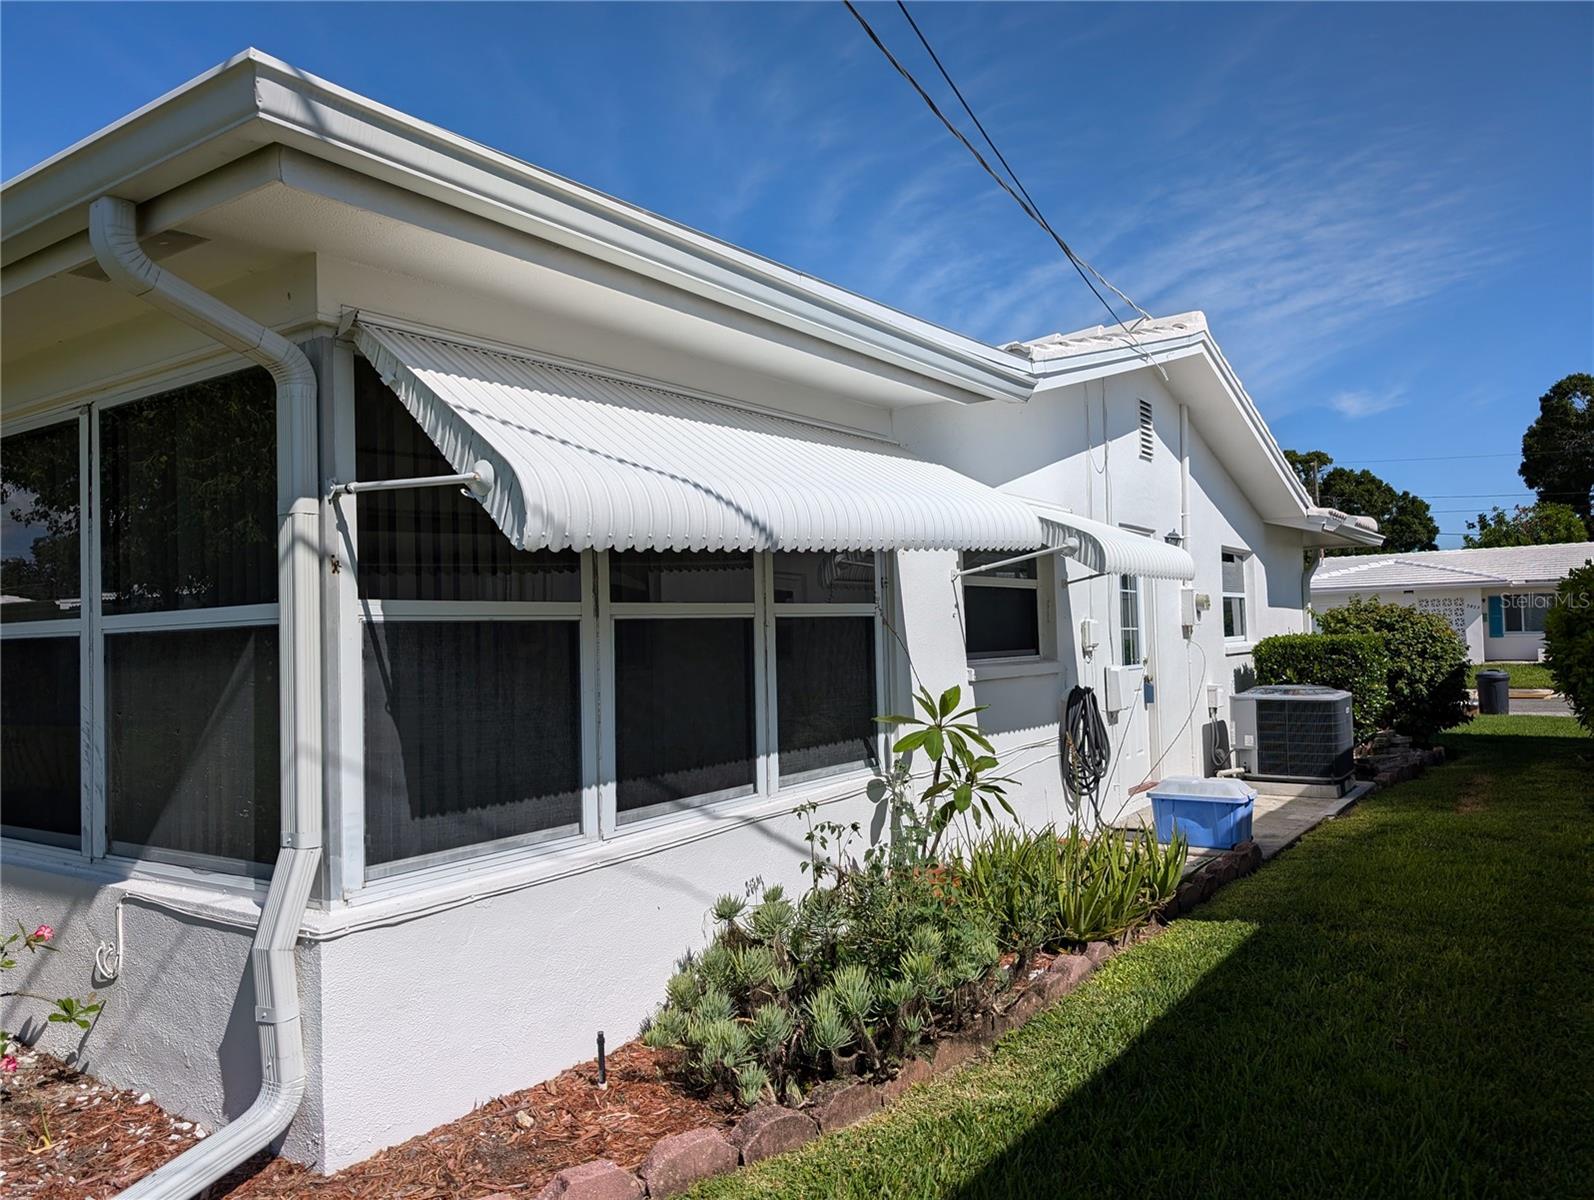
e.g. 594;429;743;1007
1317;597;1470;743
1252;632;1388;745
1543;560;1594;731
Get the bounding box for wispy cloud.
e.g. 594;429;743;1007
1327;389;1403;419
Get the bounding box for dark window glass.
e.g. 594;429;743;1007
107;626;280;866
615;618;754;817
777;617;876;782
0;637;80;844
965;587;1040;659
363;621;581;866
1;422;80;623
355;360;579;601
610;551;753;604
772;552;876;604
960;550;1038;581
101;370;277;614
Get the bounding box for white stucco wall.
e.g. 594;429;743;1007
2;251;1324;1174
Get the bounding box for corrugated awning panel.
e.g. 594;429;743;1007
1031;503;1196;580
352;321;1045;554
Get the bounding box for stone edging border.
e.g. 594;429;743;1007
512;837;1269;1200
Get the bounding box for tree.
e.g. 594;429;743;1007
1520;373;1594;535
1317;466;1438;555
1543;560;1594;732
1284;448;1335;502
1464;501;1589;548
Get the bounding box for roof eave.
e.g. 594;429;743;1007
2;50;1034;405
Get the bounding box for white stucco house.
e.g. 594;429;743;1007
1312;543;1592;663
1;51;1381;1190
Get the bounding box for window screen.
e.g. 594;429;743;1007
100;370;277;614
355;360;580;602
615;617;755;817
363;620;582;866
0;421;80;623
777;616;877;782
0;637;80;845
964;587;1041;659
771;552;876;604
1119;575;1142;665
610;551;754;604
106;626;280;867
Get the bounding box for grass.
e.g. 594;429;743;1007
1467;660;1556;690
690;714;1593;1200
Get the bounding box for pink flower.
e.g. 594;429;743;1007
31;925;53;943
1;1056;17;1074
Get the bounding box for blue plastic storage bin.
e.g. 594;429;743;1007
1148;776;1256;850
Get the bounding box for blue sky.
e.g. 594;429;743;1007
4;2;1590;545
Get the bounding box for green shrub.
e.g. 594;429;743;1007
642;866;1003;1105
1253;632;1389;744
1544;561;1594;730
1317;598;1470;743
959;823;1186;963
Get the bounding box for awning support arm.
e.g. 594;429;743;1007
951;537;1079;582
328;459;495;500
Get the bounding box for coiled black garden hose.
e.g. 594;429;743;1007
1063;684;1110;821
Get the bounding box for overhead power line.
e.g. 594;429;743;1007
842;0;1162;373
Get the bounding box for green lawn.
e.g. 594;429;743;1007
1467;661;1557;690
691;715;1593;1200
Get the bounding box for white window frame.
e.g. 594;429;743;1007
1;361;288;884
960;552;1053;663
334;346;890;886
767;553;887;793
1501;592;1554;634
1221;548;1250;643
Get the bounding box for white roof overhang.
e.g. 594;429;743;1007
351;319;1045;554
1029;502;1196;581
2;49;1032;405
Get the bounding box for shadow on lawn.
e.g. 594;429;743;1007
945;725;1591;1200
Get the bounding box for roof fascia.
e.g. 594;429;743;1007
3;50;1033;405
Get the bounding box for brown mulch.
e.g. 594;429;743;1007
3;1042;735;1199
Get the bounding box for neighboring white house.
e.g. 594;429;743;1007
1311;543;1592;663
0;51;1380;1184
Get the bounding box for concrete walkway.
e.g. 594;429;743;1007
1120;780;1371;870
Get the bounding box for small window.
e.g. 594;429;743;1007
771;551;876;604
615;616;756;819
0;421;81;623
1502;593;1553;634
0;637;81;846
1119;574;1142;664
1138;398;1154;461
100;370;277;614
1221;550;1248;641
610;550;754;604
364;620;582;867
106;625;280;869
961;551;1043;660
355;361;580;601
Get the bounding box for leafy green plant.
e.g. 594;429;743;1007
877;685;1016;860
1;922;104;1076
1544;560;1594;730
1253;631;1389;744
1318;597;1470;743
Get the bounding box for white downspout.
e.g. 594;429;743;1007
1178;403;1190;546
90;196;323;1200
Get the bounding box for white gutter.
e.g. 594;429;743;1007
90;195;323;1200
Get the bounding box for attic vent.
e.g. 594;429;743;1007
1138;399;1154;461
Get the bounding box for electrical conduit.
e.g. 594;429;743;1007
90;196;324;1200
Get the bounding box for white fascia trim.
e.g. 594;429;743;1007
4;51;1033;404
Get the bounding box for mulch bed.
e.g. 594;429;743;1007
3;1042;735;1199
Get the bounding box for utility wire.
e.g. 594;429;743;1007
892;0;1153;327
842;0;1162;373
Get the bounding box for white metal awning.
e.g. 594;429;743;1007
1031;502;1196;581
350;320;1046;553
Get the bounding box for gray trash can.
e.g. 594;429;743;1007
1476;669;1510;715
